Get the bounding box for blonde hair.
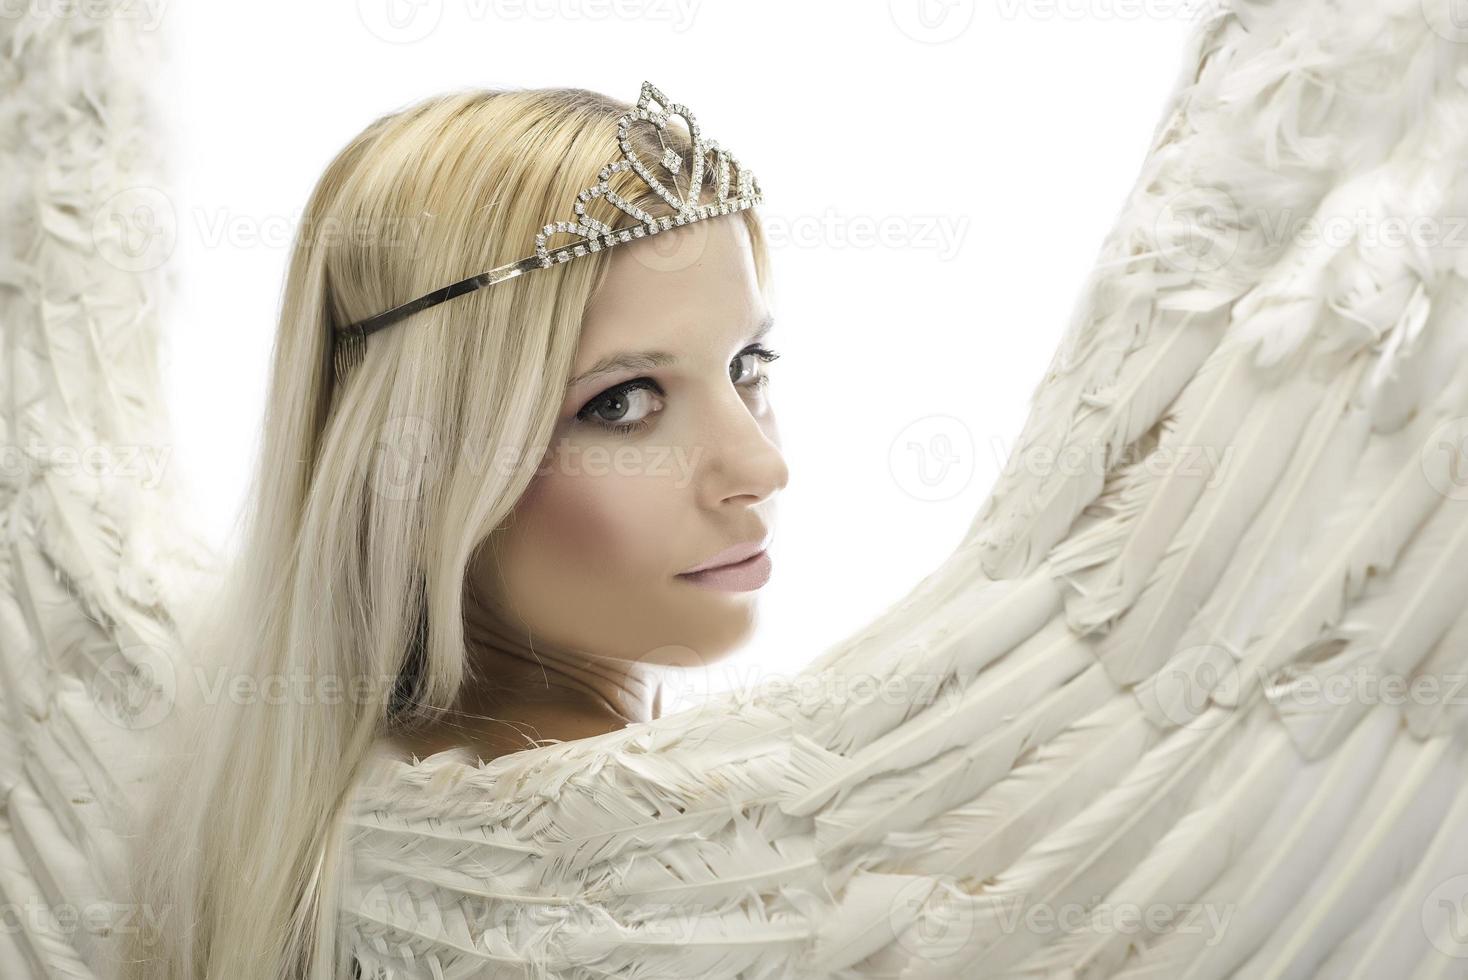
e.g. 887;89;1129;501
123;86;770;980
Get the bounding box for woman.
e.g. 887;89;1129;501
98;7;1468;976
127;81;784;979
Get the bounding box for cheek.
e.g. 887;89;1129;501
490;461;699;659
513;464;675;579
487;453;758;663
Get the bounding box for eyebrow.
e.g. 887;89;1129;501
565;313;774;390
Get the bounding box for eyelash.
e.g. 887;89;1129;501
577;344;781;435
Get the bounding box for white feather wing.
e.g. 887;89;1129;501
344;2;1468;978
0;7;221;979
7;1;1468;979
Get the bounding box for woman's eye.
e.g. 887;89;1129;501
732;345;781;389
574;346;778;436
576;379;664;434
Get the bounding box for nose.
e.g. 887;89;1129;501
693;385;789;509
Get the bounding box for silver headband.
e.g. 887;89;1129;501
331;80;763;384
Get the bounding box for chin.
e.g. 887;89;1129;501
685;602;760;662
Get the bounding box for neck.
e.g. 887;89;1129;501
387;599;662;764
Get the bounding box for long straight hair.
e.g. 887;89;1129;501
123;86;770;979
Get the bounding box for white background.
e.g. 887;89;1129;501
155;0;1200;696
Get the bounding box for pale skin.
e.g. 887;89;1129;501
391;215;789;763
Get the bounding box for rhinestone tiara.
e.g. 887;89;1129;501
331;80;763;384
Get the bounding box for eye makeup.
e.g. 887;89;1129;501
574;343;780;435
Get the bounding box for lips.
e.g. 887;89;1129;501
678;537;770;575
675;549;772;592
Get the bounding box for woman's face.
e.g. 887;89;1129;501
489;215;787;670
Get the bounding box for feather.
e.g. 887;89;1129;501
1178;355;1373;705
803;570;1064;756
1110;704;1400;980
12;1;1468;978
1011;712;1301;979
900;699;1254;978
872;695;1156;883
811;665;1119;858
1233;731;1461;980
1404;605;1468;739
1269;496;1468;757
1334;771;1468;979
786;615;1094;816
1048;336;1269;634
1223;381;1466;700
1088;370;1322;683
972;313;1227;580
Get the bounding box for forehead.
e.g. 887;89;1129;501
577;215;762;358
